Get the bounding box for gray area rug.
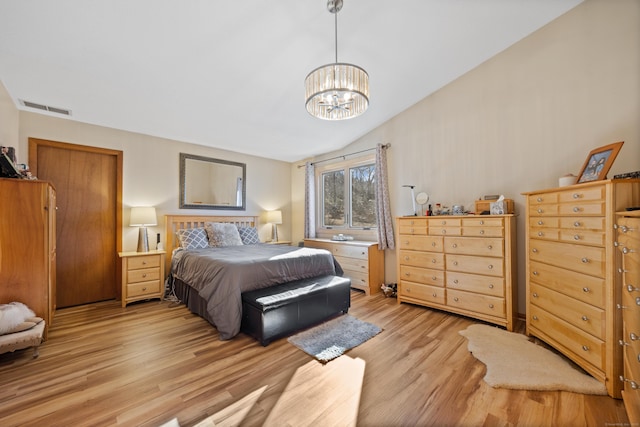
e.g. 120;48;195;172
459;324;607;395
288;314;382;362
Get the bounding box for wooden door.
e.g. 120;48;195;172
29;139;123;307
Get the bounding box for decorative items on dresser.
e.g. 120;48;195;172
396;215;517;331
303;239;384;295
0;178;56;338
118;251;166;307
616;210;640;422
523;179;640;398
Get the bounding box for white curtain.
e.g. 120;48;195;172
375;143;394;250
304;161;316;238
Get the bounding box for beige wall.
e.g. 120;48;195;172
0;82;19;150
291;0;640;313
14;112;292;251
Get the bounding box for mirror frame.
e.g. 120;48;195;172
179;153;246;210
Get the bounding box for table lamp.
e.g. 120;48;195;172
130;207;157;252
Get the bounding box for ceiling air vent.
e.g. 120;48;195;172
19;99;72;116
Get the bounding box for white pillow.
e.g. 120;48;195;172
0;302;36;335
204;222;243;247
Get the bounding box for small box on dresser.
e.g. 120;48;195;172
523;178;640;398
119;250;166;307
396;215;517;331
616;210;640;423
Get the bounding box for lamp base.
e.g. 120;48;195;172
271;224;279;242
137;227;150;252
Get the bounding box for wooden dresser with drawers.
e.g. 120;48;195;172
523;179;640;398
396;214;517;331
304;238;384;295
616;210;640;419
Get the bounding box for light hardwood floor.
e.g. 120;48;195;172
0;291;629;427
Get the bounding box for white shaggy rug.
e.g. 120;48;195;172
459;324;607;395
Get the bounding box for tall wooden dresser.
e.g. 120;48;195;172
523;179;640;398
616;210;640;421
304;238;384;295
396;215;517;331
0;178;56;337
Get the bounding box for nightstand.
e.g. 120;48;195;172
118;250;166;307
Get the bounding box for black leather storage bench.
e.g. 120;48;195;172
241;275;351;346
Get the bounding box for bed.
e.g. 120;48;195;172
164;215;343;340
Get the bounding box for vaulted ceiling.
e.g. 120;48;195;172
0;0;583;162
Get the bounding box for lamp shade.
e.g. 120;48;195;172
265;210;282;225
129;207;157;226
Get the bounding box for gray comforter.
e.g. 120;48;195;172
171;244;341;339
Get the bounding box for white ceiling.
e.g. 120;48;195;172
0;0;583;162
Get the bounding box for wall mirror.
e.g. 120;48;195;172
179;153;246;210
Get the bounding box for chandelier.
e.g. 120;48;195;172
305;0;369;120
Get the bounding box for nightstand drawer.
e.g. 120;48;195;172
400;280;445;305
128;280;162;297
447;289;505;318
128;254;161;270
128;267;160;284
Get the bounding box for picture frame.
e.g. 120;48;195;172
576;141;624;184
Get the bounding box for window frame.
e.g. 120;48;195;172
314;154;377;240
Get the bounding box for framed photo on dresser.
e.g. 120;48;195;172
577;141;624;183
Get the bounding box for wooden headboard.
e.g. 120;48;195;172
164;214;258;276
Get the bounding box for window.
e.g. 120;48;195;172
317;155;376;234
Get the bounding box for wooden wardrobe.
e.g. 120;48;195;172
0;178;56;337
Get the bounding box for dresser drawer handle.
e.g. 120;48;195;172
479;230;485;235
614;241;619;247
619;339;630;347
432;276;437;281
533;271;539;276
432;242;437;247
431;259;437;264
619;376;639;390
453;297;459;302
487;245;493;250
410;228;414;233
404;272;410;277
453;279;459;284
532;248;538;253
441;220;447;225
572;193;581;199
532;293;538;298
630;333;639;341
142;274;147;278
574;235;580;240
626;284;640;293
573;207;581;213
537;208;544;214
581;345;589;352
537;220;543;225
479;220;484;225
404;241;409;245
619;267;628;274
404;256;410;261
142;261;147;265
574;221;581;227
452;243;458;248
532;315;538;321
487;264;493;270
488;284;494;289
618;225;630;233
536;197;543;202
432;293;437;297
441;229;447;234
582;287;590;293
537;231;544;237
581;257;589;263
453;261;458;266
617;303;628;310
142;287;147;291
622;247;636;254
581;315;588;321
488;304;494;309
